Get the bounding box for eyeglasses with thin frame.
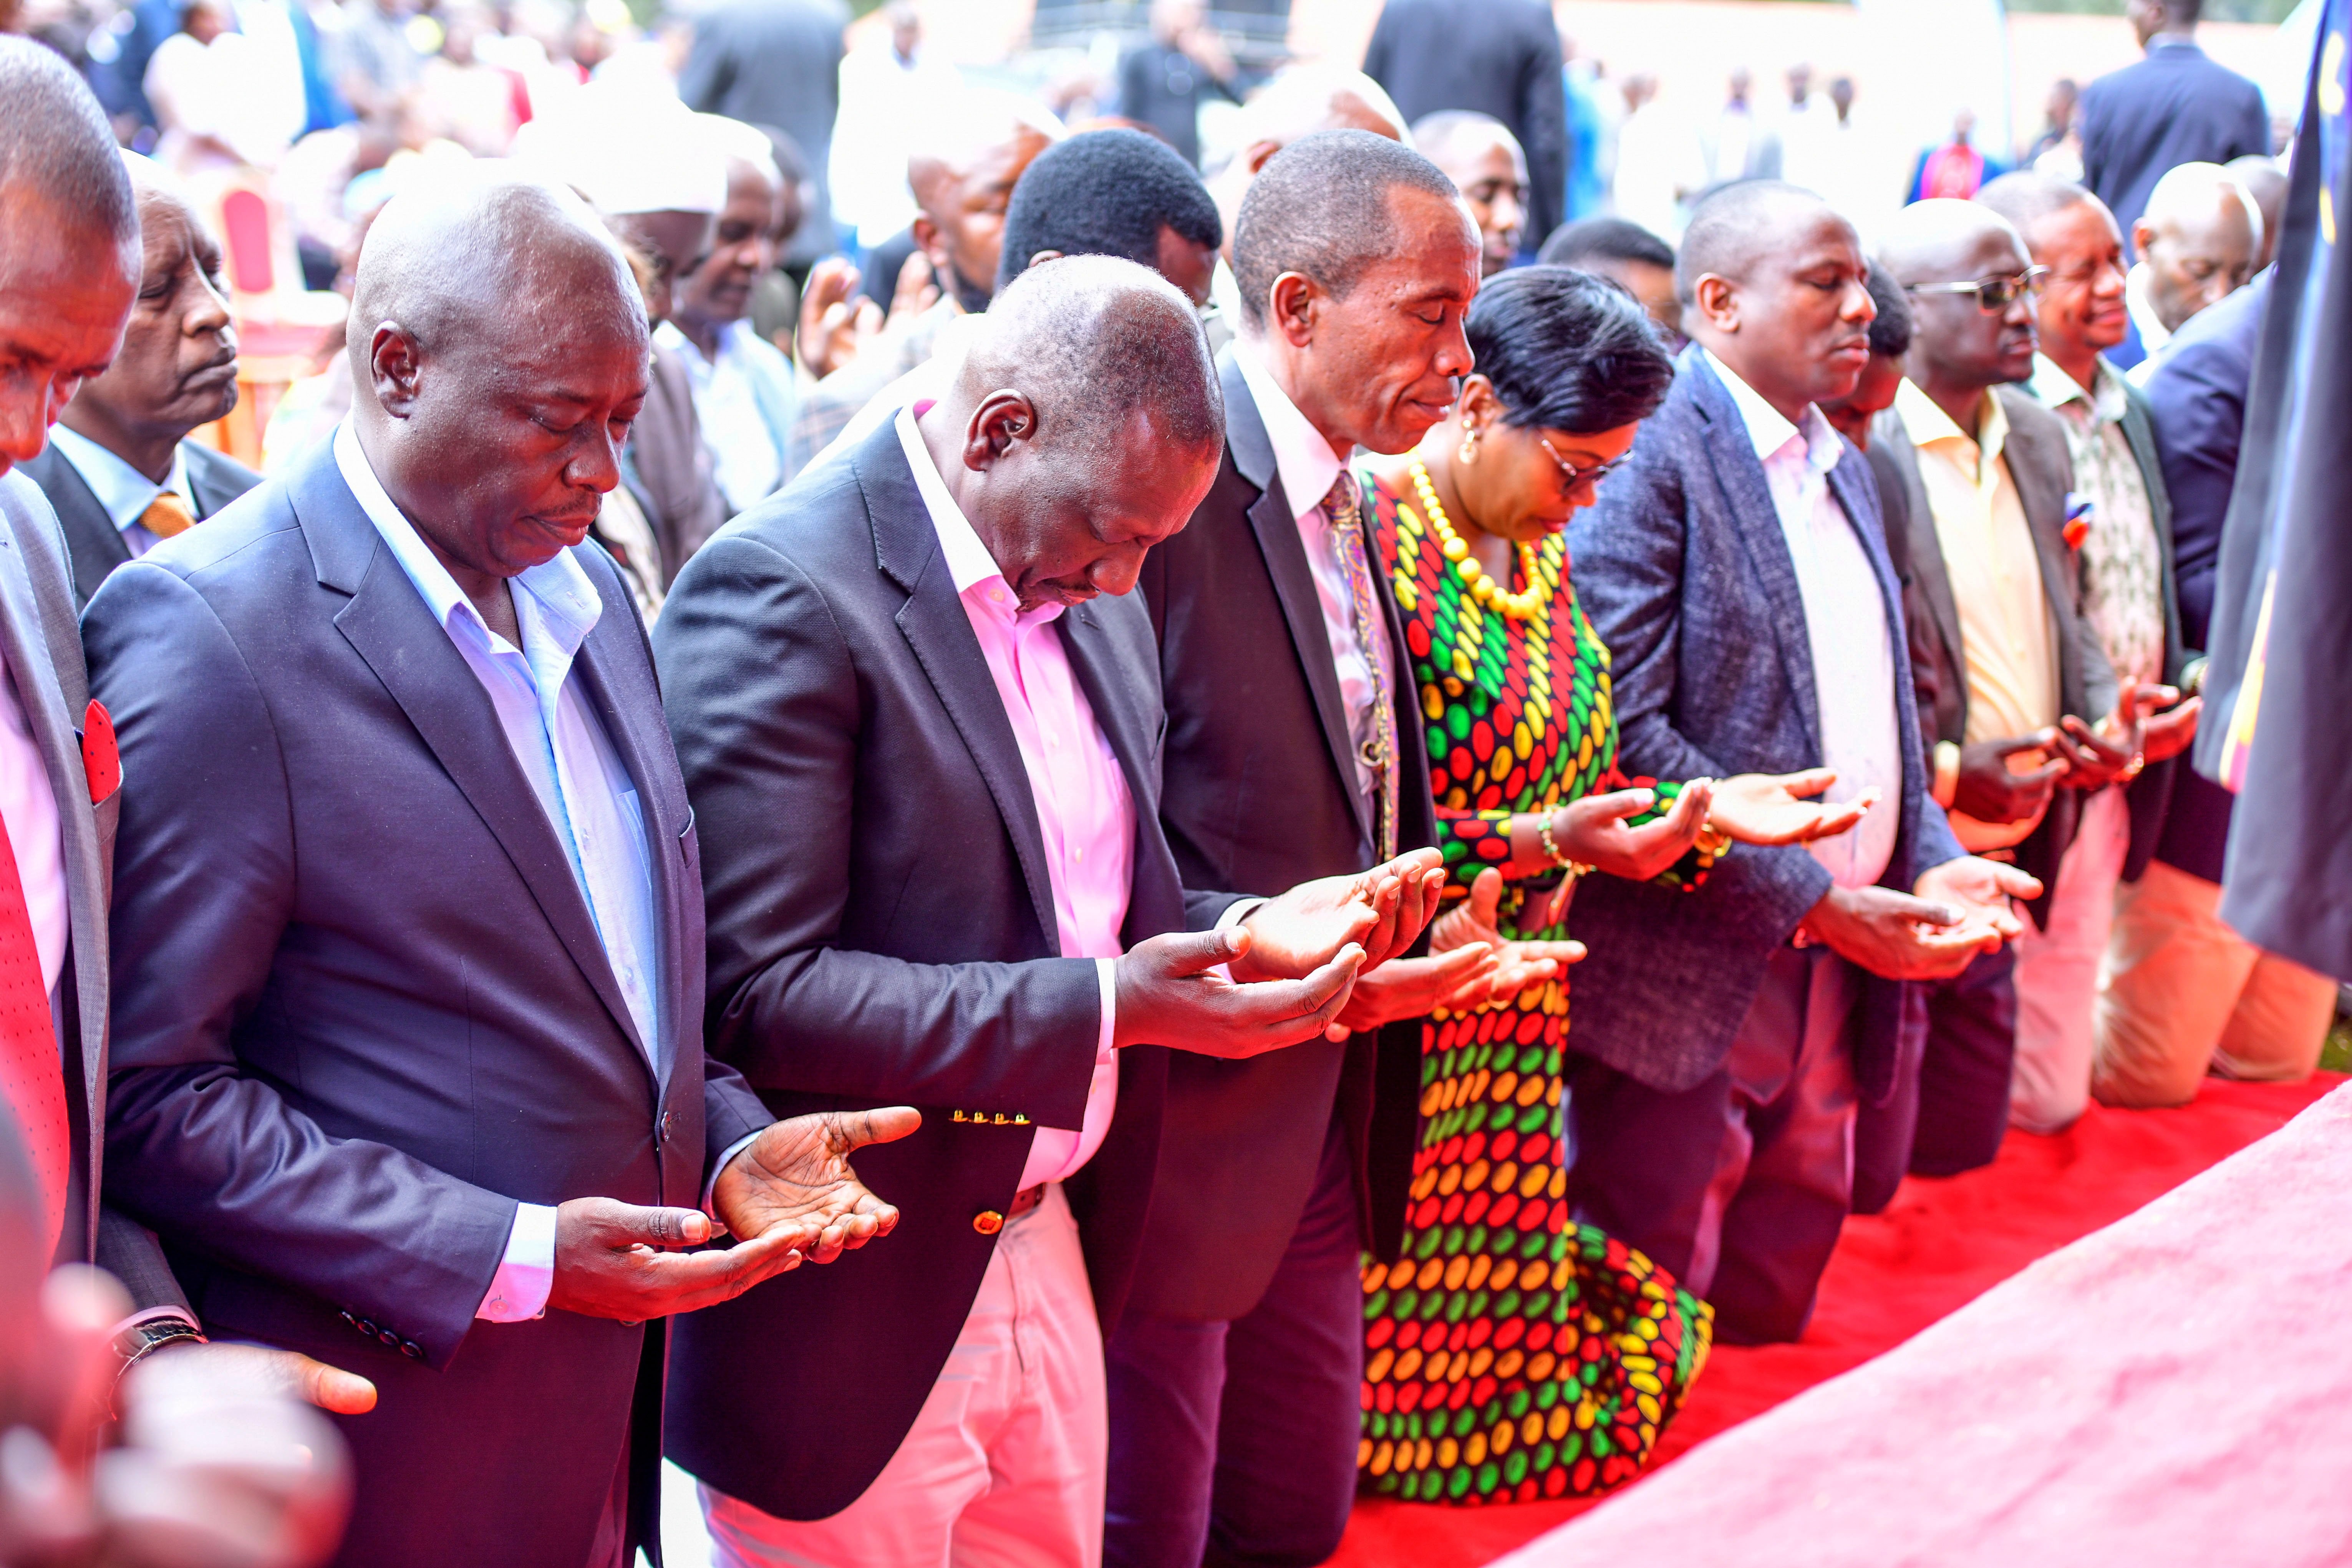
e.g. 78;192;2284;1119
1539;435;1631;492
1903;266;2051;312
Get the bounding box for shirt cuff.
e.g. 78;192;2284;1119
1095;956;1118;1059
703;1130;766;1215
476;1202;557;1322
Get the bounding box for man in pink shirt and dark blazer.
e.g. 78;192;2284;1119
655;257;1447;1565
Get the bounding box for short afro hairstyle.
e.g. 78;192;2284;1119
1538;215;1674;273
995;127;1221;293
1467;265;1675;435
1861;259;1912;358
0;37;138;249
1230;128;1461;330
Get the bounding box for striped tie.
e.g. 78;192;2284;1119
1323;471;1398;862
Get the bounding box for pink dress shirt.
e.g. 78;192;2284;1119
896;404;1131;1189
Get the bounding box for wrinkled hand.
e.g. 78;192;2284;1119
1114;927;1364;1058
1550;782;1711;881
1231;847;1447;982
169;1342;377;1416
1953;734;2067;823
1914;855;2042;945
713;1107;920;1266
1709;768;1876;846
795;257;884;379
1798;882;1987;982
2141;693;2201;763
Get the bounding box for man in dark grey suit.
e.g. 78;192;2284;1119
86;170;911;1568
17;152;259;609
658;254;1439;1564
1861;199;2135;1192
679;0;847;267
0;35;370;1424
1566;182;2036;1346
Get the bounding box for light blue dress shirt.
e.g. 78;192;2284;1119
333;421;666;1321
46;424;193;558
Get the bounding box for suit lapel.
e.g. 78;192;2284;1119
1999;398;2089;716
1220;352;1374;849
293;449;654;1076
0;475;111;1256
1058;603;1154;812
859;426;1063;953
1686;358;1824;755
20;448;129;608
1875;410;1968;691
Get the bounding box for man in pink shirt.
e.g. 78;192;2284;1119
655;256;1458;1565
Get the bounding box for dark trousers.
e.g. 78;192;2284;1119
1853;944;2016;1213
1103;1123;1363;1568
1566;947;1860;1346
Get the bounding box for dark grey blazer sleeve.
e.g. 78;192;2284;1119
656;533;1102;1127
89;563;516;1366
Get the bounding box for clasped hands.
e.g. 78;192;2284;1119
1956;684;2195;825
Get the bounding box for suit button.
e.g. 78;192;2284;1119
356;1318;379;1338
401;1341;425;1360
657;1109;675;1146
378;1329;398;1347
972;1210;1005;1236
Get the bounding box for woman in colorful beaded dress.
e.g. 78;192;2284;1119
1353;268;1869;1506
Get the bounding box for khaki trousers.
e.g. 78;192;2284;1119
2094;859;2336;1108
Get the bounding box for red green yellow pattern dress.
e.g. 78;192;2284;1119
1356;466;1714;1505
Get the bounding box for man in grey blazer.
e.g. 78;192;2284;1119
86;171;910;1568
1565;182;2036;1346
0;36;371;1422
1860;199;2137;1199
17;152;259;610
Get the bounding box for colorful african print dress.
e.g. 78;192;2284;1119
1355;466;1714;1507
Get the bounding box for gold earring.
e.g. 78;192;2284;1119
1458;428;1480;466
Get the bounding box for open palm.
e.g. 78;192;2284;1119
712;1107;920;1266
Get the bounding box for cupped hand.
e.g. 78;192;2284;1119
1325;946;1500;1036
171;1342;377;1416
2141;693;2200;762
1953;735;2067;823
1914;855;2041;943
1798;883;1988;982
1710;769;1876;846
1231;848;1446;981
547;1198;804;1324
1421;867;1583;1016
1114;926;1364;1057
713;1107;920;1265
1550;782;1710;882
2048;710;2140;791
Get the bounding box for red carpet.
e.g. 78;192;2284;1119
1330;1072;2345;1568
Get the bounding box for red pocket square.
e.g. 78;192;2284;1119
82;699;120;806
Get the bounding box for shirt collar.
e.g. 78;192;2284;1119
2029;352;2127;423
331;419;603;658
1701;347;1841;477
894;401;1059;623
46;424;190;532
1895;377;2009;476
1233;336;1344;525
2124;264;2172;354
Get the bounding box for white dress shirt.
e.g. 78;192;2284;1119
653;319;798;515
2122;264;2174;383
46;424;195;560
334;423;666;1323
1231;339;1397;812
1704;351;1901;890
896;405;1127;1189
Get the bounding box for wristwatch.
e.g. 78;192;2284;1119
109;1313;206;1412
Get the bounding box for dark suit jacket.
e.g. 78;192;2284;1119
1133;348;1436;1322
17;438;259;609
654;421;1240;1520
85;441;767;1568
677;0;846;265
1363;0;1570;246
2080;37;2271;250
1867;386;2120;920
2106;376;2190;882
2140;269;2271;885
1564;351;1966;1105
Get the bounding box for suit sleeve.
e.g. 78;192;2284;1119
2143;331;2243;645
89;563;514;1369
675;21;732;113
656;535;1102;1129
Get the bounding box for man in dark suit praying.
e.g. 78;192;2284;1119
86;168;912;1568
17;151;259;609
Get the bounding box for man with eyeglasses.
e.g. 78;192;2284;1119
1978;172;2198;1142
1856;199;2137;1200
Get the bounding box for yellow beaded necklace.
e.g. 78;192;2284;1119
1409;457;1548;621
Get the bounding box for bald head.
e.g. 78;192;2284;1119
0;38;138;254
1679;181;1875;422
1412;112;1527;276
919;256;1221;610
2226;154;2286;268
1879;198;2038;405
349;171;650;584
2133;161;2258;333
907;90;1062;313
1676;180;1846;303
1876;196;2028;287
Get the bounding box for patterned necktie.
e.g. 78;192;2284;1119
0;818;66;1264
1324;471;1399;862
140;493;195;539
